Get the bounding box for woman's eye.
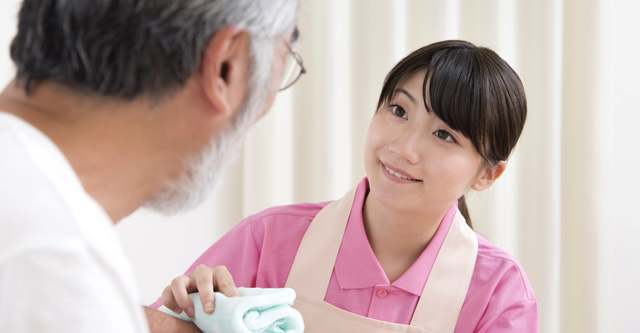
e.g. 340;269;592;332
434;129;456;143
390;105;407;119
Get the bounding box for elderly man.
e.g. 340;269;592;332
0;0;302;331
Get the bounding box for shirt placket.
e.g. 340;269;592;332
367;284;393;319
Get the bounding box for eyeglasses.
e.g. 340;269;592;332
279;46;306;91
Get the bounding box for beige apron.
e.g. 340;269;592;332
285;188;478;333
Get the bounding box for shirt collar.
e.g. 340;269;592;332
334;178;458;296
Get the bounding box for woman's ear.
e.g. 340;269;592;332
471;161;507;191
198;25;251;118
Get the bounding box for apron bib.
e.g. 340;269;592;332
285;188;478;333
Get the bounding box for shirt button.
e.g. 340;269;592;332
377;289;388;298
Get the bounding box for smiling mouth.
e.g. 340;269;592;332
383;164;420;181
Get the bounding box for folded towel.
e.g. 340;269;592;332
158;287;304;333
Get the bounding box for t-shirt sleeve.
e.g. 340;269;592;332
477;298;539;332
148;218;261;309
460;236;539;332
0;243;146;332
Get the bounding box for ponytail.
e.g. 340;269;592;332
457;195;473;229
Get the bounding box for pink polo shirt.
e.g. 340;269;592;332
152;178;538;332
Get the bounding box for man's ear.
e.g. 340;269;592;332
471;161;507;191
198;25;251;118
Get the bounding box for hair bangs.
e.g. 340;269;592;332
426;48;492;161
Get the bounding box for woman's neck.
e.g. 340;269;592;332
361;194;448;282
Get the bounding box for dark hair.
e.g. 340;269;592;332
377;40;527;228
10;0;298;100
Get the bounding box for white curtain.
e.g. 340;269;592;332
1;0;638;332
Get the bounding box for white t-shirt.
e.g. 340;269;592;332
0;112;149;332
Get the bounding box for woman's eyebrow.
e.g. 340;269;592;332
393;88;417;104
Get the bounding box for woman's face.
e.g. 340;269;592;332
364;71;497;214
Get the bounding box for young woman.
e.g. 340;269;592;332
152;40;538;332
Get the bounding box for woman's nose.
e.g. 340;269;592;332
388;128;421;164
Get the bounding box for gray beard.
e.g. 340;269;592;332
143;84;268;215
144;36;274;215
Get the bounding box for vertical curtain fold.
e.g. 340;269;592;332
512;1;564;332
560;0;612;332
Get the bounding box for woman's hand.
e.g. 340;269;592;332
161;264;239;318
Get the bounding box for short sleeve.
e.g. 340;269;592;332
477;299;539;332
457;236;539;332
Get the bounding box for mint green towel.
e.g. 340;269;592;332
158;287;304;333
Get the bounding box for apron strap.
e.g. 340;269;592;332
411;210;478;332
285;188;357;298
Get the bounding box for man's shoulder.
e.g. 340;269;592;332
0;115;105;263
0;112;64;192
0;173;85;265
0;124;74;253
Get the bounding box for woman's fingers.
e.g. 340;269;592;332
212;266;239;297
161;265;239;317
161;285;181;314
169;275;197;318
194;264;216;314
195;265;239;314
